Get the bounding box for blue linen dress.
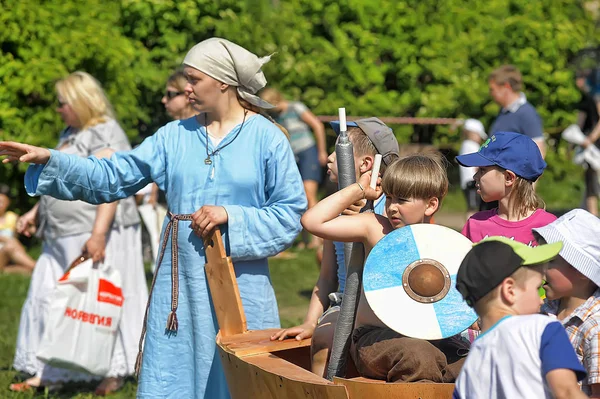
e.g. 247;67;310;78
25;114;307;398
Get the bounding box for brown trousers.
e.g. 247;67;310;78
350;326;467;383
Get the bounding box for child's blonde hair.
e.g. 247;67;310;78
507;175;545;219
259;87;284;105
382;152;448;202
487;166;545;219
55;71;116;130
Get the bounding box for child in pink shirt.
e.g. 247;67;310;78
457;131;556;246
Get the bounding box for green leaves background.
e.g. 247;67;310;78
0;0;598;209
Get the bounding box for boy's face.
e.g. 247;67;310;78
385;195;436;228
543;256;579;300
473;166;506;202
513;269;545;315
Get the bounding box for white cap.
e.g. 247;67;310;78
533;209;600;287
463;119;487;140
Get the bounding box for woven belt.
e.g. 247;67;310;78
135;211;194;376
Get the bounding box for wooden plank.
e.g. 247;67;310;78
204;228;247;337
218;345;349;399
333;376;454;399
219;329;311;357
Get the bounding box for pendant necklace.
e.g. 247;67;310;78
204;110;248;165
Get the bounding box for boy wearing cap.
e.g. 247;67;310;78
271;118;400;377
536;209;600;397
456;131;556;246
303;141;464;383
458;119;488;220
454;237;587;399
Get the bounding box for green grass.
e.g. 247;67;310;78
0;245;320;398
440;186;467;213
269;248;321;328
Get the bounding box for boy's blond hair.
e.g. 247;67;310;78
381;152;448;202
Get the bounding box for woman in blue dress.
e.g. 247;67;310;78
0;37;307;399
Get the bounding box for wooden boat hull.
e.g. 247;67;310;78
205;230;454;398
217;331;454;399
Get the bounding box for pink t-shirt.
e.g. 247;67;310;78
462;209;557;247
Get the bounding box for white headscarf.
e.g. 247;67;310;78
183;37;274;109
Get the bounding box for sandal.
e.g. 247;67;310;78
8;382;35;392
9;376;42;392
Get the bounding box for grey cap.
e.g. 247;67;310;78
330;117;400;166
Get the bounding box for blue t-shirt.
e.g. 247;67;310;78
490;101;543;140
334;195;386;293
453;314;586;399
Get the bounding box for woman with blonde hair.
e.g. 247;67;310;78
0;38;306;398
9;71;148;395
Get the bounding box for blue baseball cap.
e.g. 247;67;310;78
455;131;546;181
330;117;400;166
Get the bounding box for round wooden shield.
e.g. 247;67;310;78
363;224;478;340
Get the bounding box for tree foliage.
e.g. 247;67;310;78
0;0;598;210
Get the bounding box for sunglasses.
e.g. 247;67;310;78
165;90;184;100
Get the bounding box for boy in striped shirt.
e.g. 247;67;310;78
536;209;600;397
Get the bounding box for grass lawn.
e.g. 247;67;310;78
0;246;319;398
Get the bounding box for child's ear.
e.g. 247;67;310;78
358;155;374;174
500;277;517;305
424;197;439;216
504;170;517;187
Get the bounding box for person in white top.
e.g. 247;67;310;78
458;119;487;221
454;237;587;399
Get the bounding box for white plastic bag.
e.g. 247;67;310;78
37;258;123;375
562;124;600;171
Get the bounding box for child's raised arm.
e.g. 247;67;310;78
301;171;382;244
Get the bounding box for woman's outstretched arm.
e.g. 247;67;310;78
1;130;167;205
